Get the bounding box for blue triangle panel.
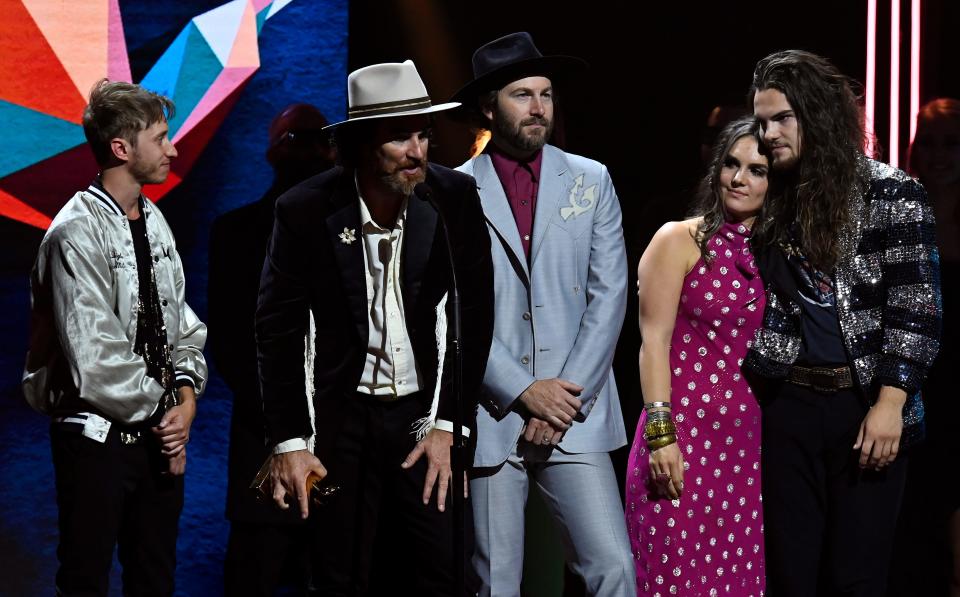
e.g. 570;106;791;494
139;24;192;100
166;24;224;137
0;100;86;178
256;5;270;34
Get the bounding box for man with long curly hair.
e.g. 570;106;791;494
744;50;942;595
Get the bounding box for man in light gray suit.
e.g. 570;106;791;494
452;32;634;596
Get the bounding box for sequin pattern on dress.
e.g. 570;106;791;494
626;222;766;596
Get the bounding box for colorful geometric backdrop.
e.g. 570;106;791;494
0;1;346;593
0;0;296;229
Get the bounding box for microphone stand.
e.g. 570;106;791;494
416;183;465;596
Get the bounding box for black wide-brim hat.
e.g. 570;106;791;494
450;32;587;107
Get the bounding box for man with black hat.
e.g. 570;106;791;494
453;32;634;596
255;60;494;594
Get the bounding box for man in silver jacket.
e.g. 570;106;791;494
22;80;207;597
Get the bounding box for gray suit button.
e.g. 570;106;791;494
522;312;531;321
520;355;530;365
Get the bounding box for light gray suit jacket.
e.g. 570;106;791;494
458;144;628;467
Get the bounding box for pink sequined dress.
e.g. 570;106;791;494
626;221;766;596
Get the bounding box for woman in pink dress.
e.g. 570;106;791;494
626;117;771;596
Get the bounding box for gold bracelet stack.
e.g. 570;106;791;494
644;405;677;452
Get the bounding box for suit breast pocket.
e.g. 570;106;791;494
546;222;587;297
572;237;588;300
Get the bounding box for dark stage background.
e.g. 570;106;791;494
1;0;957;595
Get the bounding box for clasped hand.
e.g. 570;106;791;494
518;378;584;446
152;389;196;476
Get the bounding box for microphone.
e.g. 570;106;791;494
415;182;458;311
414;182;434;206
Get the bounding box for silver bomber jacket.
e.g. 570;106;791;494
22;185;208;424
744;158;941;446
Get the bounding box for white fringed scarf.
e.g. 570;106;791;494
302;292;448;445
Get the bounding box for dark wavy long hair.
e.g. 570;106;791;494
690;116;772;264
748;50;865;271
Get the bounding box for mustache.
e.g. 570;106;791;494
396;158;424;170
520;116;549;127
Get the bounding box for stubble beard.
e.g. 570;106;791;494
129;150;169;186
772;152;799;173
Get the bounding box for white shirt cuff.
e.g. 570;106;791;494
272;437;309;454
433;419;471;438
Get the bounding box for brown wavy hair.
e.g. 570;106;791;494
82;79;175;167
690;116;772;264
748;50;865;271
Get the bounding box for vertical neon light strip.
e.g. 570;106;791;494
866;0;877;156
890;0;901;167
910;0;921;145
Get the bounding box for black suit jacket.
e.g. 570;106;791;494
255;163;494;462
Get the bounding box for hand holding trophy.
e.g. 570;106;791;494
250;450;340;516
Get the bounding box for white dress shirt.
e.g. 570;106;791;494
356;193;424;396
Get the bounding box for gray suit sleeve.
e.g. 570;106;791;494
481;336;537;416
557;165;627;417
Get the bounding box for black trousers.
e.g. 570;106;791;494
50;422;183;597
760;382;908;596
310;392;475;596
224;521;312;596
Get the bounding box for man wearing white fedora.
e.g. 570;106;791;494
255;59;494;594
453;32;634;596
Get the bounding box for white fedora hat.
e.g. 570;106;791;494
324;60;460;129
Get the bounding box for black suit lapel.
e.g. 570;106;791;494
325;179;368;343
402;191;438;317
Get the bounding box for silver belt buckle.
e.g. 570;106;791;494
120;431;141;445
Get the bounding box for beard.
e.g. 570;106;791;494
771;155;799;173
129;151;169;186
494;112;553;154
380;159;427;197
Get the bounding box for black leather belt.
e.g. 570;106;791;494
787;364;854;392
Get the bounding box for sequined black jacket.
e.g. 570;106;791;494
745;158;941;445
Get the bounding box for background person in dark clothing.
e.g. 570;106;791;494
209;103;336;596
